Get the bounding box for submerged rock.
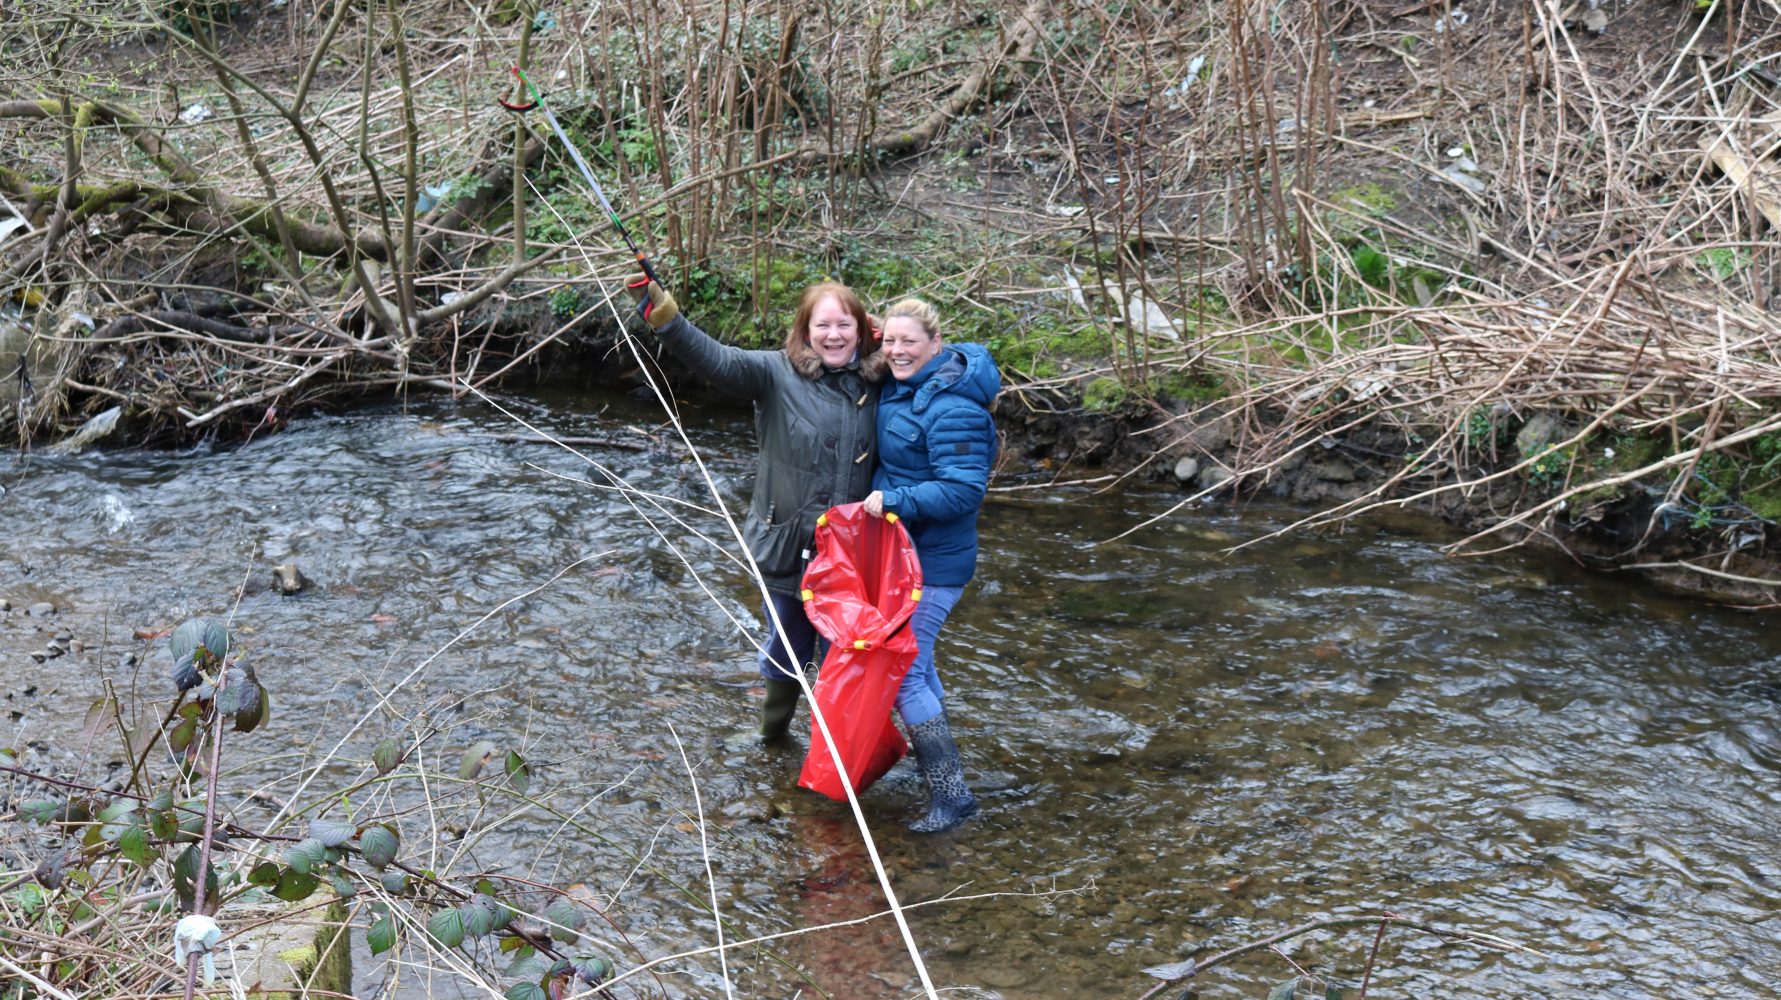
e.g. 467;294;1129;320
272;563;308;595
1197;465;1234;492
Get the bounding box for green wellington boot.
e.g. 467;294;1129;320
759;678;803;740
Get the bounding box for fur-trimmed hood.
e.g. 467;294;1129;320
787;340;890;383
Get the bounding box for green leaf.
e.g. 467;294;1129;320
170;619;207;667
359;825;400;870
1325;988;1343;1000
460;898;496;938
170;650;201;693
308;819;355;848
118;824;155;868
57;800;93;827
272;870;321;902
428;906;467;949
379;870;410;895
372;738;401;775
174;799;207;843
19;799;63;824
504;751;530;794
1268;977;1300;1000
544;898;582;943
167;714;199;754
488;898;517;931
199;621;231;661
172;845;218;910
148;789;175;812
503;984;546;1000
97;799;137;824
81;696;117;741
459;741;496;781
1350;245;1389;286
227;672;269;733
572;956;612;984
368;914;397;955
506;951;548;979
148;808;180;842
331;873;356;899
247;861;282;886
285;838;327;875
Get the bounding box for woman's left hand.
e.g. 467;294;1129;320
863;491;885;517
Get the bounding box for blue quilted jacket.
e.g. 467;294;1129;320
873;343;1000;586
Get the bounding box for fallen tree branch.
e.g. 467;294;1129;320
871;0;1048;160
90;310;281;344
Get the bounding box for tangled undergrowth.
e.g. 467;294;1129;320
4;0;1781;595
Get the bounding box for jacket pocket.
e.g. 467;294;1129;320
885;413;924;447
744;508;816;579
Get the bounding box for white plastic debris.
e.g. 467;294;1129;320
1162;55;1208;105
174;914;223;985
1433;9;1469;32
415;182;452;213
178;103;213;124
1101;282;1181;341
1441;162;1488;195
1060;270;1088;311
50;405;122;454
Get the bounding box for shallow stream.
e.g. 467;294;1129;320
3;389;1778;998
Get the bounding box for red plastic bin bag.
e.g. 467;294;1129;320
796;502;924;800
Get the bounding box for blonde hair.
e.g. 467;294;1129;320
884;298;941;339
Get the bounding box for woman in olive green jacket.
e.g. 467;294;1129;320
630;277;888;738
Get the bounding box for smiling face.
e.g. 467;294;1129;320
806;294;861;368
881;315;942;380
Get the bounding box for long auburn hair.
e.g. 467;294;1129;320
784;282;888;382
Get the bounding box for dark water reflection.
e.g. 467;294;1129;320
2;389;1778;999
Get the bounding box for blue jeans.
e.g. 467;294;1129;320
894;584;964;727
758;590;826;681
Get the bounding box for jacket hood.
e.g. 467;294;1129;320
906;342;1000;413
788;340;889;382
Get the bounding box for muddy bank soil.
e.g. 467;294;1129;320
992;390;1781;608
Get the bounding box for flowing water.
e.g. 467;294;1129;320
3;389;1779;999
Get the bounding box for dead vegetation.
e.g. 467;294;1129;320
4;0;1781;589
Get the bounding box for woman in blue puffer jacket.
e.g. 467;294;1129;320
863;297;999;833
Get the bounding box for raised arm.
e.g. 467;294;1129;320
631;279;778;399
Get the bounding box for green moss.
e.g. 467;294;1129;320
1330;182;1398;216
1148;368;1225;405
1082;375;1129;412
1744;486;1781;521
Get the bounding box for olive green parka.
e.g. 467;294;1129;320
651;313;887;594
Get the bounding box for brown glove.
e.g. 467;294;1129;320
625;275;679;330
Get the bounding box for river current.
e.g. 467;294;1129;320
3;388;1778;998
